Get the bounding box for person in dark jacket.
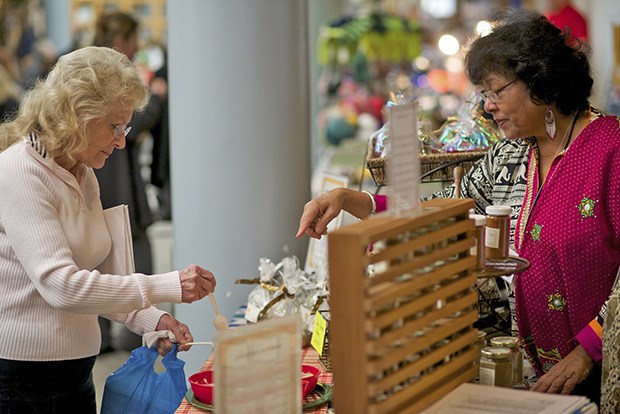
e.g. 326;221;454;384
91;11;168;351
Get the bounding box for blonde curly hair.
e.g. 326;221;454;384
0;46;149;163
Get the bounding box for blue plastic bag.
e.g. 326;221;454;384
101;344;188;414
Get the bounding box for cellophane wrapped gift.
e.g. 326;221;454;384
264;257;304;319
366;98;443;186
368;121;390;160
236;256;330;344
418;118;442;155
240;258;282;323
437;92;502;152
296;257;329;345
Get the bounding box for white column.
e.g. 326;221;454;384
168;0;311;375
308;0;347;167
587;0;620;109
43;0;71;54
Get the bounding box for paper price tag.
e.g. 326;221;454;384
388;101;420;212
215;315;302;414
305;172;349;273
299;306;315;333
310;311;327;356
244;303;261;323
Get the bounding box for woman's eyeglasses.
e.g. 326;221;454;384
112;124;132;138
480;79;518;103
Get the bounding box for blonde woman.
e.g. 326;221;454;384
0;46;216;412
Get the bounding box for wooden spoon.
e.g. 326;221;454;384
209;293;229;331
453;165;464;198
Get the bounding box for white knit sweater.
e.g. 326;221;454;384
0;137;182;361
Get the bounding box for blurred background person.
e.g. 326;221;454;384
144;45;171;220
544;0;588;44
0;63;20;122
91;11;168;352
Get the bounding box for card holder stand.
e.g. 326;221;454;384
327;199;478;413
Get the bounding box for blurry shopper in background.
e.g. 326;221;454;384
146;47;171;220
0;46;22;85
0;2;58;90
298;9;617;404
0;46;216;414
544;0;588;44
0;64;20;122
91;11;168;352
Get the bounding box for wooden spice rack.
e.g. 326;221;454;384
327;198;478;413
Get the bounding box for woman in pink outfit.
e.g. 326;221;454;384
297;10;619;403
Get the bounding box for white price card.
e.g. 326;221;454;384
387;101;420;213
214;315;302;414
304;172;349;273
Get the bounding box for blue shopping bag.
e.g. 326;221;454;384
101;344;187;414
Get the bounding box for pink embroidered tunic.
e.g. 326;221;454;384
514;114;620;374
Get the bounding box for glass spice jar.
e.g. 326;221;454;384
470;214;486;271
473;330;487;366
485;205;512;260
473;330;488;382
490;336;523;386
479;347;513;387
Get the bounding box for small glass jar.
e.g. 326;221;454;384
470;214;486;271
473;330;487;365
485;205;511;260
479;347;513;387
490;336;523;386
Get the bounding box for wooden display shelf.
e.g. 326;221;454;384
328;198;478;414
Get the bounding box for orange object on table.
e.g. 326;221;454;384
175;347;333;413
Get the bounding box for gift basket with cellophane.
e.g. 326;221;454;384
366;92;502;185
236;256;329;346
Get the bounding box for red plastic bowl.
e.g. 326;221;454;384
301;364;320;399
190;365;320;404
188;370;214;405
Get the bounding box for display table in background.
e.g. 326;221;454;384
175;306;334;413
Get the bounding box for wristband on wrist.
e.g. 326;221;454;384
362;190;377;215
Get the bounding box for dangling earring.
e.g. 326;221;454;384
545;107;556;140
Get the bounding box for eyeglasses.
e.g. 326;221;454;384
480;79;518;104
112;124;132;138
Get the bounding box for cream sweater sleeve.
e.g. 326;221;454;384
0;143;182;315
0;142;185;360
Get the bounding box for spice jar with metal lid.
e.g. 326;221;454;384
470;214;486;271
473;330;488;382
479;346;513;387
473;331;487;363
485;205;511;260
490;336;523;386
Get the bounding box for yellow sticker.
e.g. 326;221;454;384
310;311;327;356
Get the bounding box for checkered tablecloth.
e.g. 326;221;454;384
175;306;333;413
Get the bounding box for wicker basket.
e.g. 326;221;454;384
367;157;388;186
366;151;486;185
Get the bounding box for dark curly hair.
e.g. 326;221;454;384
465;9;592;116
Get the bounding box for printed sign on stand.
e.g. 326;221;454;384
304;172;349;273
214;316;302;413
387;101;420;214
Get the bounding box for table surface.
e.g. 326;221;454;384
176;306;333;413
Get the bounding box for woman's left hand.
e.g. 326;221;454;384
530;345;593;394
154;314;194;356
